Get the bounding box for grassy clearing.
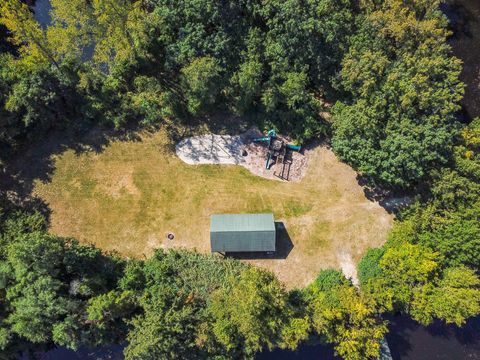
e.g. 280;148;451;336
33;127;392;288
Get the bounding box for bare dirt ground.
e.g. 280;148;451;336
176;128;309;182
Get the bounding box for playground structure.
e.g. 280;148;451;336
253;130;301;181
175;127;308;182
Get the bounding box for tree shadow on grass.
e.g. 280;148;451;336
225;221;294;260
187;111;252;136
0;111;254;222
0;123;143;218
355;175;413;215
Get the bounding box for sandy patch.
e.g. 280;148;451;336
176;134;245;165
175;128;309;182
338;252;359;286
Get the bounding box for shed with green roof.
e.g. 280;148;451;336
210;213;276;253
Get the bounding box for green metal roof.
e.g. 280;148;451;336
210;213;275;233
210;213;276;252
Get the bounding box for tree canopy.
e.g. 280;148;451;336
332;0;463;188
0;0;478;359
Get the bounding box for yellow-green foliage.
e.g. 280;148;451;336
309;284;388;360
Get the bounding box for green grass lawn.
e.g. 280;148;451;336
34;127;393;288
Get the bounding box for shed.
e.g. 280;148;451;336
210;213;276;253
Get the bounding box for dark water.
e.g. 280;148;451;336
33;0;52;29
20;345;124;360
27;316;479;360
385;315;480;360
257;342;340;360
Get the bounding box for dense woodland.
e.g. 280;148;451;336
0;0;478;359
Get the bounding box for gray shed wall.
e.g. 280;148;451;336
210;230;276;252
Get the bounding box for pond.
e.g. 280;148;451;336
258;315;480;360
23;315;479;360
33;0;52;29
385;315;480;360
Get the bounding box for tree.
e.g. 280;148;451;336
3;232;80;345
52;315;85;350
307;269;351;296
0;210;46;257
307;281;387;360
360;241;480;326
230;59;263;115
358;247;385;287
181;56;222;116
279;316;310;351
4;63;82;130
413;204;480;269
0;212;125;352
124;285;208;360
208;267;291;357
130;76;179;124
121;249;247;359
47;0;93;61
429;267;480;326
6;275;72;343
0;0;60;70
91;0;146;67
377;243;439;311
260;0;354;88
380;119;480;276
332;0;463;188
86;290;136;345
256;0;354;140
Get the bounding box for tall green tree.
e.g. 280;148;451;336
208;267;293;358
47;0;93;60
428;267;480;326
0;0;60;70
125;285;208;360
0;212;124;352
332;0;464;188
181;56;222;116
401;119;480;269
91;0;147;68
305;270;387;360
360;242;480;326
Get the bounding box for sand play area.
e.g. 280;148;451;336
175;128;309;182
